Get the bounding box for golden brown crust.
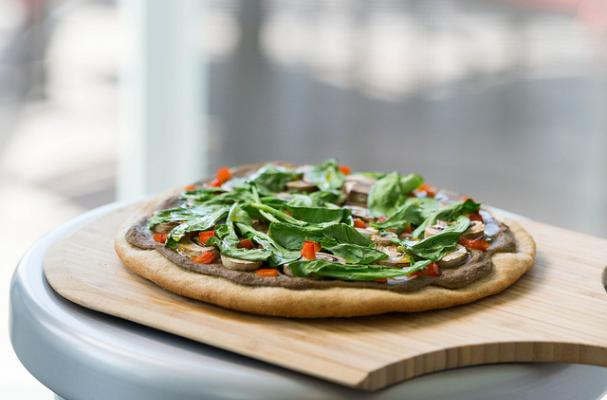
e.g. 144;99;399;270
114;196;536;318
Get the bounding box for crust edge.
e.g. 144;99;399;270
114;199;536;318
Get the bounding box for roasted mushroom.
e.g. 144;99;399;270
462;220;485;240
370;231;399;246
355;226;379;238
343;205;373;220
286;180;317;192
438;244;468;269
424;220;449;238
152;222;178;233
316;252;346;263
376;245;410;267
344;175;376;206
177;239;216;258
220;254;262;271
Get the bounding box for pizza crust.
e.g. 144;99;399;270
114;198;536;318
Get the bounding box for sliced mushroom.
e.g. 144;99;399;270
344;175;376;206
286;180;317;192
177;239;216;258
438;244;468;269
344;205;373;220
152;222;178;233
220;254;262;271
424;220;449;238
316;252;346;264
462;220;485;240
355;226;379;238
370;231;399;246
376;245;410;267
276;192;294;201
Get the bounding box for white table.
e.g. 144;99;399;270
9;203;607;399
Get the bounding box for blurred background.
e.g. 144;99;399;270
1;0;607;396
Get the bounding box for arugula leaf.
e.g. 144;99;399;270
236;222;300;266
370;197;439;230
400;173;424;194
287;259;431;281
268;222;371;250
166;205;229;246
205;204;272;261
367;172;423;217
249;166;301;193
321;223;372;247
325;243;388;264
405;215;470;261
303;159;345;191
250;203;307;226
284;190;345;208
267;222;324;250
288;206;349;225
412;198;480;238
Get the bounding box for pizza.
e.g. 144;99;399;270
115;160;536;318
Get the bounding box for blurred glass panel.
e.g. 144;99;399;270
204;0;607;235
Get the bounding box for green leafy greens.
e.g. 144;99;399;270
145;159;483;283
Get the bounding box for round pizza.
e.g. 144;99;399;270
115;160;536;318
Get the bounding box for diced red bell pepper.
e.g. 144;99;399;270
216;166;232;183
184;184;197;191
469;212;483;222
192;251;216;264
459;237;490;251
238;238;254;249
256;268;279;277
413;262;441;278
301;241;319;260
353;218;367;228
418;183;437;197
339;165;351;175
198;230;215;245
152;232;168;244
209;178;222;187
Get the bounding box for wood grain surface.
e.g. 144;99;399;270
43;205;607;391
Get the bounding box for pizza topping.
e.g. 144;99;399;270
286;180;317;192
376;245;410;267
469;212;483;222
216;166;232;184
343;205;373;220
461;220;485;240
220;254;262;271
152;232;168;244
413;262;441;278
416;183;437;198
134;160;514;290
192;250;218;264
339;165;351;175
301;241;319;260
344;175;375;206
198;230;216;245
255;268;279;277
353;218;367;229
459;237;491;251
437;244;468;269
424;220;449;238
238;238;255;249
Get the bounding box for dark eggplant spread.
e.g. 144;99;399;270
125;160;517;293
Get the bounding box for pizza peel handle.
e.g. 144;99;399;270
43;204;607;391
